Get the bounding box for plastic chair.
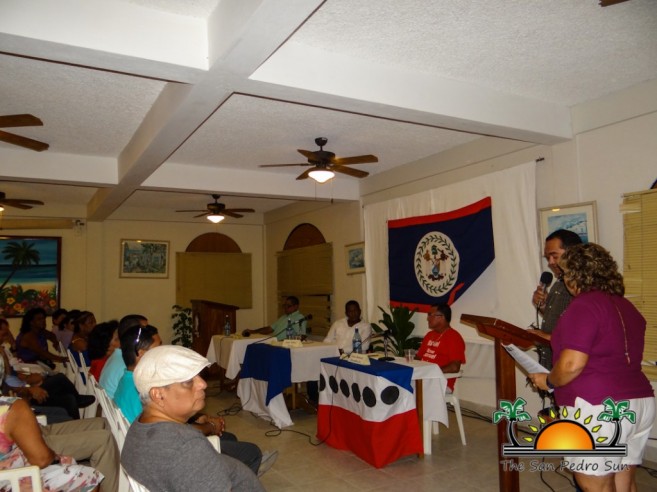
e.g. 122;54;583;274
0;465;43;491
66;349;98;418
432;370;466;445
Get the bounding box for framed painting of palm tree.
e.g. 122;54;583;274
0;236;61;317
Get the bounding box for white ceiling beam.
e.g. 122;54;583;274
249;41;573;144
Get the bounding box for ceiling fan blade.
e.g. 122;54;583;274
3;199;44;206
333;165;369;179
259;163;310;168
0;201;32;210
193;212;210;218
175;209;207;213
296;169;311;180
0;114;44;128
332;154;378;165
0;130;49;152
225;208;255;213
297;149;318;161
222;211;243;218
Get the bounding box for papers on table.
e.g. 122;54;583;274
503;343;549;374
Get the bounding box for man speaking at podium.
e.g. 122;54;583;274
242;296;307;341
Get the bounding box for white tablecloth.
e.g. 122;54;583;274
206;335;266;379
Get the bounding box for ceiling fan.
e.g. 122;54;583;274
176;194;255;223
259;137;378;183
0;191;44;211
0;114;49;152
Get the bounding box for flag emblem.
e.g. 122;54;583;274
415;232;459;296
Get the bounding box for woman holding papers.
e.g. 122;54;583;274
529;243;654;492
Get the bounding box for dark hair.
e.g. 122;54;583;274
0;318;8;329
119;314;147;337
120;324;159;368
20;307;47;334
51;308;67;322
345;300;360;311
545;229;582;249
430;303;452;323
559;243;625;296
74;311;95;334
61;310;81;331
87;320;119;361
286;296;299;307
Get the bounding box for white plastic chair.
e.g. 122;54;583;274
66;349;98;418
0;465;43;491
432;370;466;445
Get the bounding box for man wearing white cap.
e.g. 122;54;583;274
121;345;265;492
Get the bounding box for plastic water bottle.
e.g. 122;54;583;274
286;318;294;339
352;328;362;354
224;315;231;336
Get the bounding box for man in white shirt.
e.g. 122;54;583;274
323;300;371;353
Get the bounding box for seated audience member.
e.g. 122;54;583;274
99;314;147;398
242;296;307;341
50;307;68;339
416;303;466;392
0;318;16;352
0;396;103;491
88;320;120;381
70;311;97;368
122;345;265;491
56;309;80;351
324;300;372;353
115;328;271;476
16;307;67;368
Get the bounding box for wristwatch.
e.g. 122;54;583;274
546;375;555;390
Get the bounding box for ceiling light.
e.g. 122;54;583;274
0;205;4;212
308;169;335;183
207;214;225;224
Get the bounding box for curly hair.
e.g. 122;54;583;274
558;243;625;296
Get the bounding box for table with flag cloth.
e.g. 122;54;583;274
206;334;266;379
236;341;340;428
317;357;447;468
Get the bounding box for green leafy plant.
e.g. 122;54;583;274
370;305;422;356
171;304;193;348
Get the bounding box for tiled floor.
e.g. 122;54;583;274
203;391;656;491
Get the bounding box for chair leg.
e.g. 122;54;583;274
451;398;467;445
432;421;439;435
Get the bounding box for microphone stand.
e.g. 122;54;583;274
379;329;395;361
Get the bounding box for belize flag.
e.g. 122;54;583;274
317;357;422;468
388;197;494;311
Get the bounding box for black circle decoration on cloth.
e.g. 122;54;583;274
351;383;361;403
340;379;350;397
329;375;339;393
319;374;326;392
362;386;377;407
381;385;400;405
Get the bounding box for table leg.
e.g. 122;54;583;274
416;380;426;458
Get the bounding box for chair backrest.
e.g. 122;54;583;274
0;465;43;492
443;369;464;394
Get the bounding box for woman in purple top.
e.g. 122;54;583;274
530;243;654;492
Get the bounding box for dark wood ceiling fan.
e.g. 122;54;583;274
176;194;255;219
0;114;49;152
0;191;44;210
259;137;378;180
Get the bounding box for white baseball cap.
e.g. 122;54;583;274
133;345;211;396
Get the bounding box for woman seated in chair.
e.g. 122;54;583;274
0;395;103;491
15;308;67;369
87;321;119;381
70;311;96;368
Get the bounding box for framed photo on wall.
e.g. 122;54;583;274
0;235;61;317
345;242;365;275
120;239;169;278
539;201;598;244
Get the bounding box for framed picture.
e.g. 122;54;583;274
345;242;365;275
0;236;61;317
120;239;169;278
539;201;598;244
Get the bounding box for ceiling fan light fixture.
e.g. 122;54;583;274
308;169;335;183
207;214;225;224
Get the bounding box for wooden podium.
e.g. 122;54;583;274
460;314;549;492
191;300;238;356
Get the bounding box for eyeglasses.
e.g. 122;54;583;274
134;326;143;355
283;303;295;308
427;313;444;318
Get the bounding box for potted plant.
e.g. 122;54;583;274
370;305;423;357
171;304;193;348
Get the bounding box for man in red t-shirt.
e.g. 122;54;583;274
416;304;466;392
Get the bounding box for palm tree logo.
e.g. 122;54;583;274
494;397;629;457
0;240;41;291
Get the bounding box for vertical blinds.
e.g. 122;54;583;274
623;188;657;380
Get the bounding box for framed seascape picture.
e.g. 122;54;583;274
0;236;61;317
345;242;365;275
120;239;169;279
539;201;598;244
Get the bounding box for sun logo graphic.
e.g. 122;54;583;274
493;397;633;457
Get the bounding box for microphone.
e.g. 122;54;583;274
535;271;554;327
291;314;313;326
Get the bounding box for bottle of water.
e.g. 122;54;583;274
224;315;231;336
352;328;362;354
286;318;294;339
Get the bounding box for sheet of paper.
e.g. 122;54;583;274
503;343;549;374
